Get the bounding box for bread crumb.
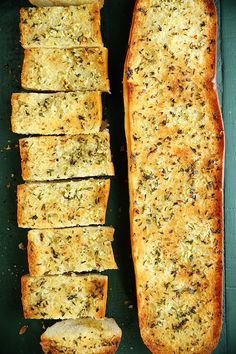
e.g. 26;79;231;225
19;325;28;335
18;242;26;251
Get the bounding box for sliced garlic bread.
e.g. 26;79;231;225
28;226;117;275
40;318;122;354
11;91;102;135
17;179;110;228
124;0;224;353
19;132;114;181
20;5;103;49
21;274;108;319
29;0;104;7
21;48;109;92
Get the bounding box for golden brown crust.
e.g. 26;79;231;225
124;1;224;353
29;0;104;7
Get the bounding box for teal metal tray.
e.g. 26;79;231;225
0;0;235;353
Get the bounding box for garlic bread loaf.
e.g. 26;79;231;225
19;132;114;181
20;5;103;49
124;1;224;353
17;179;110;228
21;274;108;319
29;0;104;7
11;91;102;135
40;318;122;354
21;48;109;92
28;226;117;276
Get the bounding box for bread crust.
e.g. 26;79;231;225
124;1;224;353
21;48;110;92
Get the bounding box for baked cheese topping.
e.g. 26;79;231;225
21;274;108;319
28;226;117;275
17;179;110;228
20;132;114;181
11;92;102;135
21;48;110;92
20;5;103;48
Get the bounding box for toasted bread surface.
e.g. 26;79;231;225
124;1;224;353
28;226;117;275
17;179;110;228
21;48;109;92
20;132;114;181
29;0;104;7
21;274;108;319
11;91;102;135
20;5;103;48
40;318;122;354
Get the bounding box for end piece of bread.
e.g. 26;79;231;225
21;274;108;319
40;318;122;354
29;0;104;8
21;48;109;92
20;5;103;49
11;91;102;135
28;226;117;276
19;132;114;181
17;179;110;229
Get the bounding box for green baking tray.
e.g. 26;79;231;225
0;0;235;353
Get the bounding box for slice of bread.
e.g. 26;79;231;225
28;226;117;275
29;0;104;7
19;132;114;181
40;318;122;354
21;274;108;319
17;179;110;229
124;1;224;353
21;48;109;92
11;91;102;135
20;5;103;49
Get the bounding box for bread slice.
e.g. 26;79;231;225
124;1;224;353
21;274;108;319
28;226;117;276
20;5;103;49
40;318;122;354
17;179;110;229
29;0;104;7
21;48;109;92
19;132;114;181
11;91;102;135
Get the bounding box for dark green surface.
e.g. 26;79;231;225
0;0;235;353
